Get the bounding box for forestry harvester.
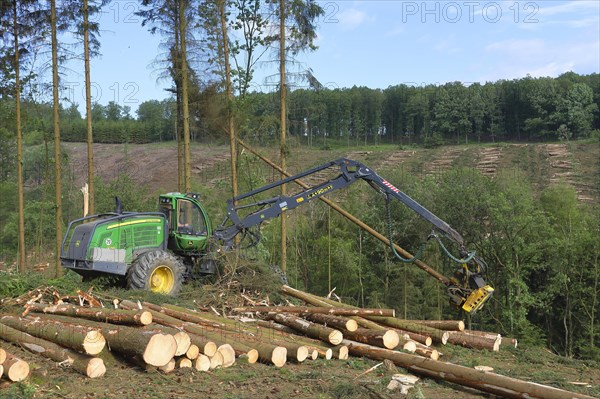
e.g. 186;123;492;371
61;158;493;312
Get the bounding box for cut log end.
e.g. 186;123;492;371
83;330;106;355
173;332;192;357
194;354;210;372
186;344;200;360
158;358;176;374
271;347;287;368
328;330;343;345
177;357;193;368
143;333;177;367
209;351;224;369
425;337;433;346
383;330;400;349
457;321;465;331
346;319;358;332
309;349;318;360
441;332;449;345
5;358;30;382
0;348;6;364
0;364;4;379
295;346;309;362
403;341;417;353
202;342;217;357
217;344;236;368
139;311;153;326
245;349;259;364
337;346;349;360
86;358;107;378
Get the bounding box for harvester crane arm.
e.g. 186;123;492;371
214;158;463;247
213;158;493;313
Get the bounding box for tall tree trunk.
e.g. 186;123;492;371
179;0;191;192
51;0;63;277
279;0;287;273
218;0;237;200
13;0;26;273
83;0;95;216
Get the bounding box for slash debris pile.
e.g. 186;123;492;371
0;285;594;399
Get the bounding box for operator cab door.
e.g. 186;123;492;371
173;198;209;252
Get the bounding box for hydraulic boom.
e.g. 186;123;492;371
214;158;493;313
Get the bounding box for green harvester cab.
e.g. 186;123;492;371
61;192;214;295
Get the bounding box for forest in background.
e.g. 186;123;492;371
1;72;598;146
0;0;599;365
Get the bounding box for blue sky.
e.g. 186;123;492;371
61;0;600;114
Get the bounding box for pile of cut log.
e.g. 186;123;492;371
0;285;594;399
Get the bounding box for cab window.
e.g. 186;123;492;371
177;199;207;236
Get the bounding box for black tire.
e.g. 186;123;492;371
127;250;185;295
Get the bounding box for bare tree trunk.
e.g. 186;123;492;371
13;0;26;273
51;0;63;277
218;0;237;200
179;0;191;192
279;0;287;273
83;0;95;215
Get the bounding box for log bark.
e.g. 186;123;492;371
331;344;349;360
304;313;358;332
405;320;465;331
339;326;399;349
366;316;448;344
446;331;500;351
412;341;439;360
268;313;343;345
393;328;432;346
39;316;178;367
26;303;152;326
342;339;594;399
234;306;394;317
0;315;105;355
501;337;518;348
268;339;308;362
1;351;29;382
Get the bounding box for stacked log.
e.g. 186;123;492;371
0;285;592;399
0;322;105;378
1;350;30;382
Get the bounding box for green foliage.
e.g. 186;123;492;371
93;174;155;214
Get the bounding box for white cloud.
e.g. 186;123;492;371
337;8;372;31
479;38;599;81
537;1;600;17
